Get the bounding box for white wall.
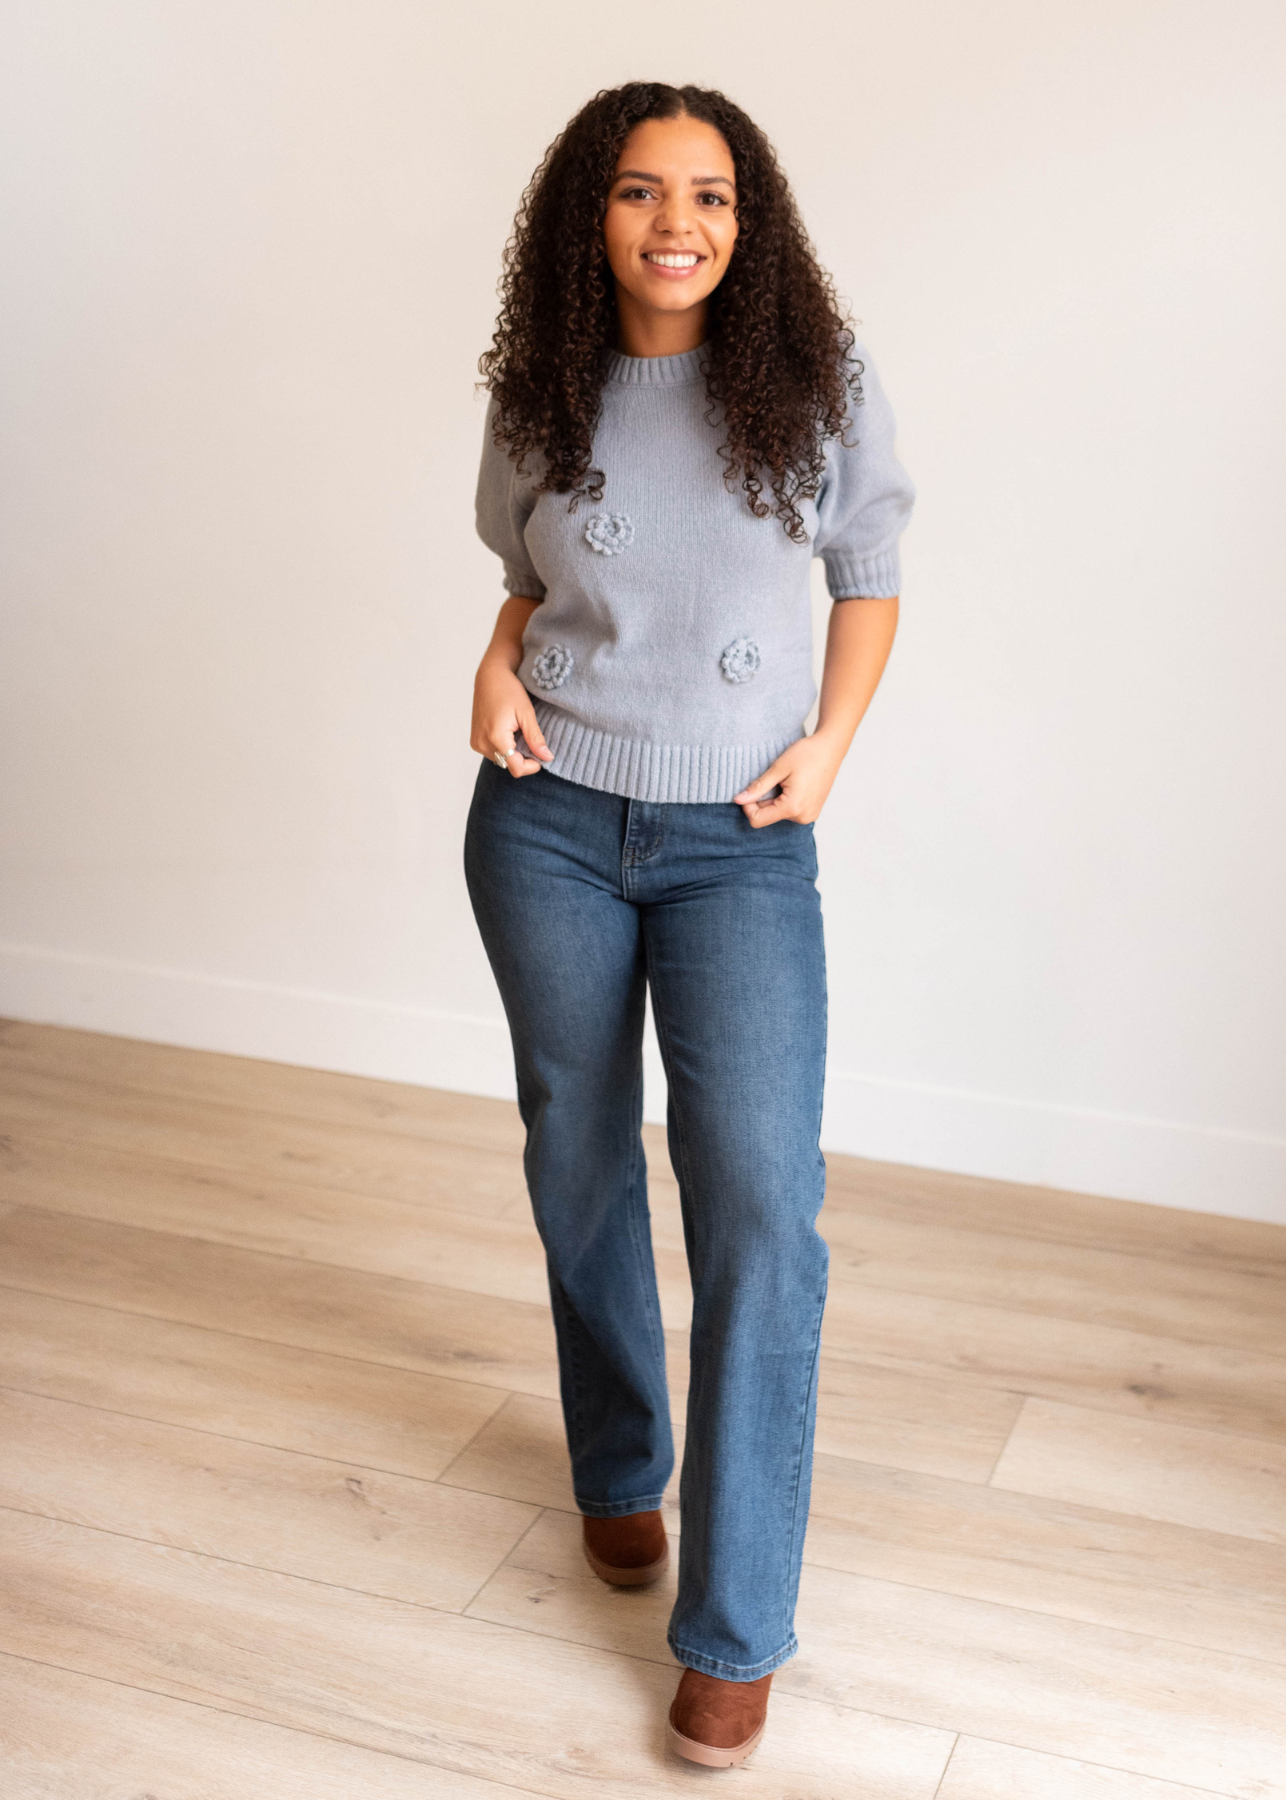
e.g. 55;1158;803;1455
2;1;1283;1220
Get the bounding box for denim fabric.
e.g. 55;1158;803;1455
464;759;829;1679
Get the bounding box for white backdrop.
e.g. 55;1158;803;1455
2;0;1283;1220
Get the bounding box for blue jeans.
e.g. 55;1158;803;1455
464;760;829;1679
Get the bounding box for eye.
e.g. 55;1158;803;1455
617;186;654;202
697;191;730;207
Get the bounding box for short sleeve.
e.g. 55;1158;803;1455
475;400;547;599
814;347;916;599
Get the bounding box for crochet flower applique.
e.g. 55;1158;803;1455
720;637;761;684
530;643;574;691
584;513;634;556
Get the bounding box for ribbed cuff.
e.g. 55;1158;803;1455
502;561;546;599
822;545;901;599
531;701;800;804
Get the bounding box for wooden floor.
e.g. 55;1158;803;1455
0;1021;1283;1798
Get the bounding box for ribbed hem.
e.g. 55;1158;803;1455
604;346;705;387
532;701;799;804
822;545;901;599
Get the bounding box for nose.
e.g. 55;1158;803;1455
653;194;698;238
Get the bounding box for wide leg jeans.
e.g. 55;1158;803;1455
464;759;829;1679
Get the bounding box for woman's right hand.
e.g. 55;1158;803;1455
471;654;554;777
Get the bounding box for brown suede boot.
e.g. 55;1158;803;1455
668;1668;772;1767
581;1509;669;1586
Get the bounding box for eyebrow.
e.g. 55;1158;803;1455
614;169;735;188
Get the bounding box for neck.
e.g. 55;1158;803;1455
615;286;707;359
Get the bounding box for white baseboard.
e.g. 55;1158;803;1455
2;941;1282;1225
0;942;517;1102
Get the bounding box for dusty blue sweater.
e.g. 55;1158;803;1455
475;342;914;803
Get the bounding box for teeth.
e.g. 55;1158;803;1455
646;253;700;268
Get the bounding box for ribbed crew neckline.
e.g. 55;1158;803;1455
604;345;705;387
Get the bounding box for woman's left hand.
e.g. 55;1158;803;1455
734;595;900;828
733;729;848;828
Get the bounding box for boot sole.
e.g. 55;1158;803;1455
667;1717;766;1767
582;1540;670;1586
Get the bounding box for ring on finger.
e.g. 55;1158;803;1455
493;750;510;768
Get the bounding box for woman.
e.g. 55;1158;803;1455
465;82;913;1766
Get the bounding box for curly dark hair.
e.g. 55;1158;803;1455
479;82;861;543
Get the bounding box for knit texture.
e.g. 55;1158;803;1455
476;342;914;804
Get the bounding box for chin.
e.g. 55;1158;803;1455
652;291;710;311
637;280;717;310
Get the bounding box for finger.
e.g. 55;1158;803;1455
485;731;521;776
489;733;545;780
732;762;787;804
741;793;794;828
517;704;554;761
740;778;800;823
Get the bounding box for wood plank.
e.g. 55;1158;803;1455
818;1281;1286;1441
0;1130;553;1290
439;1392;581;1511
438;1375;1021;1524
0;1286;507;1479
812;1357;1024;1483
822;1153;1286;1278
0;1388;536;1610
1;1071;525;1215
782;1563;1285;1797
655;1165;1285;1364
0;1653;527;1800
803;1452;1286;1664
818;1206;1286;1360
937;1736;1240;1800
0;1015;526;1154
519;1178;1286;1449
991;1398;1286;1542
0;1511;954;1800
1;1131;697;1324
0;1208;564;1399
439;1392;684;1512
435;1359;1022;1516
467;1505;681;1666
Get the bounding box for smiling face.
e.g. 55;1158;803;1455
602;113;739;356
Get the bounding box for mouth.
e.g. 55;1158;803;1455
642;251;705;279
